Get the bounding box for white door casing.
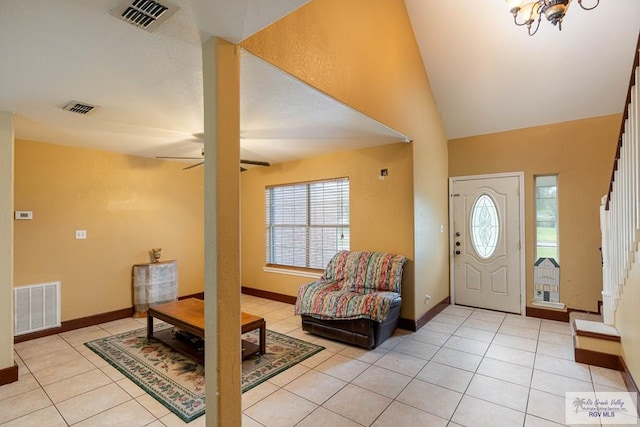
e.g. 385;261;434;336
449;173;525;314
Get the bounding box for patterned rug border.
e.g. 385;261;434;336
85;325;325;422
241;330;325;394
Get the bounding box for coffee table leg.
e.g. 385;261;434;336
147;313;154;339
260;320;266;355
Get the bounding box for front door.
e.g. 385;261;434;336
450;174;523;314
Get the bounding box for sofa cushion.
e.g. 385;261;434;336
322;251;407;293
295;279;400;322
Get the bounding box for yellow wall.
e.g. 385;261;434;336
615;246;640;385
448;115;619;312
14;139;205;321
242;0;449;320
241;143;414;308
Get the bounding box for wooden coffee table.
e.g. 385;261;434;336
147;298;205;363
147;298;266;362
242;312;266;360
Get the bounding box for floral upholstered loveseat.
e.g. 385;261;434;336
295;250;407;349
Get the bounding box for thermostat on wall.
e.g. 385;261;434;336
14;211;33;220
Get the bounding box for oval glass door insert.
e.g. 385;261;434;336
470;194;500;259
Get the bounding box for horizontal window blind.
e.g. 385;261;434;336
266;178;349;269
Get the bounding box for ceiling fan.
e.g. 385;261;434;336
156;147;271;171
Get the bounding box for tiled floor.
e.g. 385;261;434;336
0;296;630;426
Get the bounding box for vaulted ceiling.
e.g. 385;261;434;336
0;0;638;164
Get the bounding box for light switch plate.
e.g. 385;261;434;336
75;230;87;240
14;211;33;220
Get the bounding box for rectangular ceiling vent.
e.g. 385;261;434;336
62;101;98;115
110;0;179;32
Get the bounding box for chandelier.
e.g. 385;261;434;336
506;0;599;36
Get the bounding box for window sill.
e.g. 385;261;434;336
262;266;323;279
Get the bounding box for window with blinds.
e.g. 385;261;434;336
265;178;350;269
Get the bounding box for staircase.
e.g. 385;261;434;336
570;311;622;370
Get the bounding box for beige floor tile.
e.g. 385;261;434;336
242;381;279;411
244;388;317;427
503;315;541;330
433;313;467;326
296;407;361;427
452;395;524;427
492;333;538;353
315;354;369;382
396;379;462;420
469;310;506;324
531;370;593;397
242;413;265;427
99;318;146;335
372;400;448;427
283;370;346;404
31;357;96;386
393;339;439;360
431;347;482;372
14;335;73;360
442;305;474;318
338;344;388;364
443;335;490;356
100;363;126;382
540;320;572;335
538;330;573;346
534;354;592;382
352;365;412;399
43;368;112;403
527;389;569;425
265;320;299;335
590;365;627;390
485;343;535;368
267;362;309;387
465;374;529;411
0;373;41;401
461;318;500;333
116;377;147;398
374;351;428;377
308;337;348;354
73;399;156;427
56;382;131;425
453;326;496;343
524;414;565;426
416;361;473;393
159;410;205;427
0;405;66;427
323;384;392;426
266;307;296;320
22;347;84;373
59;325;112;347
536;341;574;360
422;320;459;334
75;343;110;367
476;357;533;387
377;334;405;350
406;328;451;346
498;323;540;340
0;388;52;424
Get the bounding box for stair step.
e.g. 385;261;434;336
574;319;620;341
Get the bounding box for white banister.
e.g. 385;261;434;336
601;41;639;325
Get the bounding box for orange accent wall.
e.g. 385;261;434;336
14;139;204;321
448;115;620;312
242;0;449;320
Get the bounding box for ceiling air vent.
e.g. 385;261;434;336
110;0;179;32
62;101;98;115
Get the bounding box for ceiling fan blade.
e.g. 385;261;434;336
183;161;204;170
240;159;270;167
156;156;202;160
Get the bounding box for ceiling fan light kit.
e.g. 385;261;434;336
506;0;600;36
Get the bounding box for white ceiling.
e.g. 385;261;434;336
0;0;639;164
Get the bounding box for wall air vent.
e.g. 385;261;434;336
62;101;98;115
110;0;179;32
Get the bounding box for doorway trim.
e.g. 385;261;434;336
449;171;526;315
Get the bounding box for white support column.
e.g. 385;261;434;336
0;112;15;378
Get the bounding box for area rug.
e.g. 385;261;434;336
85;325;324;423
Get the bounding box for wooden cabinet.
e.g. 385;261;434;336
133;260;178;316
